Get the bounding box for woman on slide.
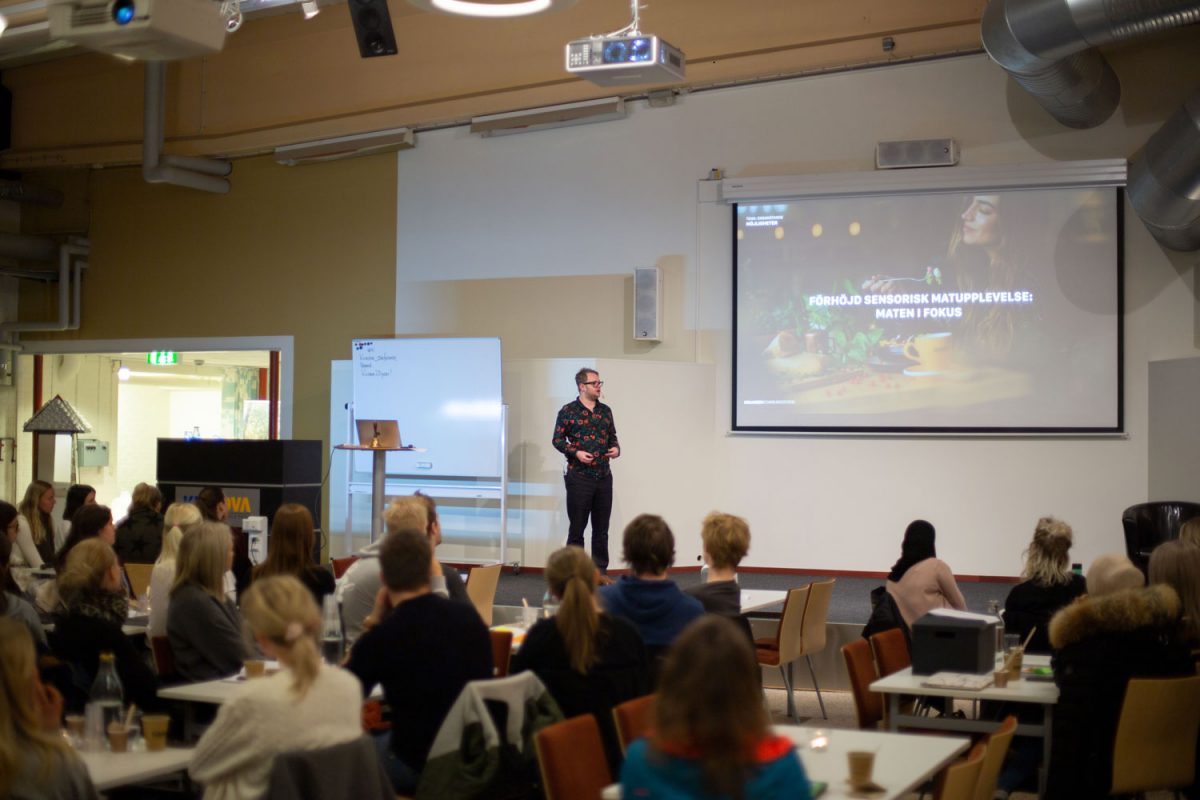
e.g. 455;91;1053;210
884;519;966;630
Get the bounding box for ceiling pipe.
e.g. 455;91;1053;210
0;179;64;207
981;0;1200;129
143;62;232;194
1129;90;1200;251
0;231;59;262
0;241;87;333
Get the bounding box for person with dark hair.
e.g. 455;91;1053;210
511;546;649;773
621;616;812;800
599;514;703;664
0;537;47;649
60;484;96;537
54;505;117;573
195;486;228;522
251;503;335;604
1;501;21;596
345;528;492;794
553;366;621;573
884;519;966;629
114;482;164;564
195;486;251;600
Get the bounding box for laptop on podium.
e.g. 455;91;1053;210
355;419;402;449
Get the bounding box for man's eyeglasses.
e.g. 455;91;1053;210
582;380;604;387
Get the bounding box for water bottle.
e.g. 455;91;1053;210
321;595;344;664
89;652;124;731
542;589;559;619
987;600;1004;658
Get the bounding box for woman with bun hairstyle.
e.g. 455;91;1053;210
190;575;363;800
1002;516;1086;654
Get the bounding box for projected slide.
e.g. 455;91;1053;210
734;188;1121;432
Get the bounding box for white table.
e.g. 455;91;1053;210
740;589;787;613
160;675;382;705
79;746;194;791
870;653;1058;795
602;724;969;800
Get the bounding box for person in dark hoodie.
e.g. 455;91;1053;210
115;482;164;564
1044;553;1192;799
600;514;703;671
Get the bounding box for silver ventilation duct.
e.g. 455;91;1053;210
143;62;232;194
1129;91;1200;251
981;0;1200;129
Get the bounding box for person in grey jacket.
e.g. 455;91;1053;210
168;521;249;681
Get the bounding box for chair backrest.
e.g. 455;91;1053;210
330;555;359;579
124;562;154;599
150;636;177;681
973;715;1017;800
264;734;395;800
612;693;656;753
536;714;613;800
1121;501;1200;572
466;564;503;626
934;741;985;800
490;628;513;677
869;627;911;677
774;585;811;664
797;578;835;656
1111;674;1200;793
841;639;883;729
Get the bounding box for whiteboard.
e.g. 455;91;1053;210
351;338;503;478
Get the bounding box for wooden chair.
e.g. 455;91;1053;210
331;555;359;579
1110;674;1200;795
124;562;154;600
613;693;656;753
536;714;612;800
869;627;911;676
755;584;810;720
933;740;985;800
841;639;884;729
466;563;503;626
973;715;1017;800
150;636;178;681
490;628;513;677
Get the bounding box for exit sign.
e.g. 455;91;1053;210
147;351;178;366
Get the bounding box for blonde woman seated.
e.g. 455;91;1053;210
190;576;363;800
167;522;249;681
0;618;99;800
510;546;648;772
10;480;61;591
620;616;812;800
148;503;203;638
1002;516;1086;654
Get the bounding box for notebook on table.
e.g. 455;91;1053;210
919;671;994;690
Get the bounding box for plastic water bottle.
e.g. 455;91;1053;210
987;600;1005;658
542;589;559;619
321;595;344;664
89;651;124;731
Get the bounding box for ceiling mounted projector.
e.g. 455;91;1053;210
48;0;227;60
566;33;684;86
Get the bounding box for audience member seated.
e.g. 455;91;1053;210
1150;539;1200;649
190;576;363;800
885;519;966;629
600;514;704;668
1002;516;1086;654
195;486;248;601
1179;517;1200;549
510;545;649;772
50;538;159;714
114;482;164;564
686;511;755;645
0;537;46;650
0;618;99;800
1045;553;1193;799
345;528;492;795
40;505;127;614
59;484;96;542
12;480;60;583
250;503;335;605
148;503;203;639
411;492;469;602
168;522;249;682
3;501;24;596
621;615;812;800
340;496;468;644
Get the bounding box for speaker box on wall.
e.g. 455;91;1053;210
633;267;662;342
875;138;959;170
348;0;398;58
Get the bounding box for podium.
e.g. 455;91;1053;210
334;443;416;542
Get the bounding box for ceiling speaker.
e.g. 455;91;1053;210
349;0;397;58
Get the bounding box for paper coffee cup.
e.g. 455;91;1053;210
244;659;267;679
142;714;170;751
107;722;129;753
993;669;1009;688
848;750;875;786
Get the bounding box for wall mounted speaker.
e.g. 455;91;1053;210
875;138;959;170
348;0;398;58
633;267;661;342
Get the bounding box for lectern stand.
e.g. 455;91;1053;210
334;444;415;542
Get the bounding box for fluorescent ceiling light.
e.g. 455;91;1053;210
408;0;577;18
